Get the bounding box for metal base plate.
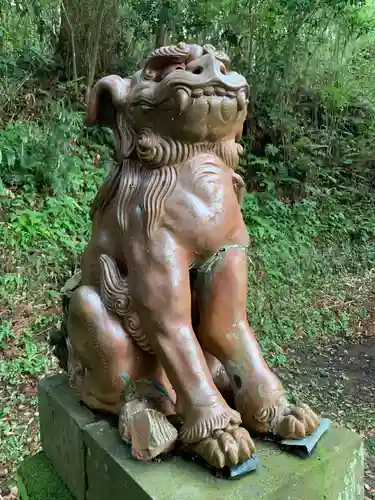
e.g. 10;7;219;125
278;418;331;458
213;454;260;480
179;449;259;480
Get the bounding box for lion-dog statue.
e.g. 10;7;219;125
53;42;320;469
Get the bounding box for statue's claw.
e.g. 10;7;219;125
273;403;320;439
236;378;320;441
191;425;255;469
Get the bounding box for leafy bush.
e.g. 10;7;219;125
0;103;112;194
242;189;375;362
240;21;375;199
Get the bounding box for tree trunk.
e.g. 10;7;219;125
60;0;78;96
56;0;75;78
154;23;168;49
86;1;105;102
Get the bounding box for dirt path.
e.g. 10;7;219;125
276;333;375;498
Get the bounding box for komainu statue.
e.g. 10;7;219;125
52;42;320;469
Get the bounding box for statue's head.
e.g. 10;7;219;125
86;43;248;160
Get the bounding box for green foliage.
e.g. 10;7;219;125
0;0;374;369
1;161;106;302
0;108;108;469
241;190;375;363
240;30;375;197
0;46;112;193
366;437;375;456
1;0;374;363
0;109;109;194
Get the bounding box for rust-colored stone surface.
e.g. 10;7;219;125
53;43;320;469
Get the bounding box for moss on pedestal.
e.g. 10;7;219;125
17;452;74;500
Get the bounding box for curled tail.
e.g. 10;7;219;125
100;254;154;354
50;257;154;366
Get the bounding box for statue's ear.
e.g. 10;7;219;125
85;76;131;128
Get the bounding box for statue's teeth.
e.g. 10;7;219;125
176;88;190;114
216;87;226;96
237;89;247;111
203;86;214;96
221;97;234;122
191;88;203;98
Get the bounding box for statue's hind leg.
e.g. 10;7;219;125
195;247;320;439
67;285;178;459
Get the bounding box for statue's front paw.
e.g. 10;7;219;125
192;425;255;469
274;403;320;439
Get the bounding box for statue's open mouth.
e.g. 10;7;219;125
174;84;248;116
134;83;248;122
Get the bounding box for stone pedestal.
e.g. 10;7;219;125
34;374;364;500
38;374;96;500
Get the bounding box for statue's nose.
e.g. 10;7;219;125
186;53;228;84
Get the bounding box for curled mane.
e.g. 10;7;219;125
90;161;122;218
90;112;136;219
117;160;177;238
90;127;237;234
91;158;177;239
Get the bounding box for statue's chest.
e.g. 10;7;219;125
164;154;242;248
170;155;229;210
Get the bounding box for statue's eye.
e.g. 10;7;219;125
165;63;186;75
